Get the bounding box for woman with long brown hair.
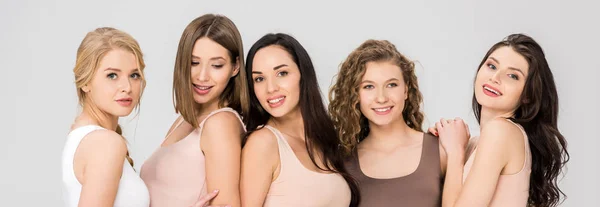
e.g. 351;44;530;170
432;34;569;207
240;33;360;207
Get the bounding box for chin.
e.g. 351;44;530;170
265;109;287;118
367;118;393;127
193;96;212;104
113;111;133;117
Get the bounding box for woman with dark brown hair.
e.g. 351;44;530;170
140;14;249;207
328;39;448;206
240;33;360;207
432;34;569;207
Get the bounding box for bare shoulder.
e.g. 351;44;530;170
202;111;244;130
479;118;524;150
243;127;279;156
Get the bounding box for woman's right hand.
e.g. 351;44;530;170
435;118;470;156
429;118;471;138
190;190;231;207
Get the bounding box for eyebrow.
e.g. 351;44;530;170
105;68;121;72
361;78;400;84
192;55;226;61
488;57;525;76
104;68;139;73
273;64;288;70
252;64;289;74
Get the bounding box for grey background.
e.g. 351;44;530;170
1;0;598;206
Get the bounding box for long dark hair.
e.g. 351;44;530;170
244;33;360;206
472;34;569;207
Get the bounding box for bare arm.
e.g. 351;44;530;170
77;130;128;207
201;112;244;207
441;119;523;207
240;129;279;207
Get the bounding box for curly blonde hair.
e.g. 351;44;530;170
328;39;424;155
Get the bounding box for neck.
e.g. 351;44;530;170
367;117;416;144
81;106;119;131
269;107;305;139
480;106;515;128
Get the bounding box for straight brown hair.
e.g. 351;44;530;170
173;14;248;127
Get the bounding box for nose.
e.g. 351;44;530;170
195;65;209;82
266;77;279;94
375;88;389;104
119;77;132;94
489;70;501;84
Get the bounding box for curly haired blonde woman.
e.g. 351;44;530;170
329;39;450;206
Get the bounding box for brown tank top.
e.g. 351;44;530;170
345;133;442;207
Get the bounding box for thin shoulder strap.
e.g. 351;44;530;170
198;107;246;131
506;119;531;159
164;116;186;140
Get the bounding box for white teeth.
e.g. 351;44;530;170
374;107;391;112
195;85;211;90
268;97;284;104
484;86;500;95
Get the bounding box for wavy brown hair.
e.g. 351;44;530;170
473;34;569;207
329;39;424;155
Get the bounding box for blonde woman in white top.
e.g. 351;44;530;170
62;27;224;207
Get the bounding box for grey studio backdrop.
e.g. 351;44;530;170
1;0;598;206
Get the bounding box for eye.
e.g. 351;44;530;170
387;83;398;88
130;73;141;79
107;73;118;80
487;63;497;70
277;71;288;77
508;74;519;80
254;76;264;83
213;64;224;69
191;61;200;66
362;84;374;89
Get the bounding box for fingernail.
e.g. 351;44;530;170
213;189;219;193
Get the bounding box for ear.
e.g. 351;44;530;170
81;85;90;93
231;57;240;77
404;84;409;100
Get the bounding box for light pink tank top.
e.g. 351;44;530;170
463;119;531;206
262;125;351;207
140;108;245;207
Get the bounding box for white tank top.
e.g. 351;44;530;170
61;125;150;207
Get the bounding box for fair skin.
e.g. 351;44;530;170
357;61;448;179
431;46;530;207
241;45;330;206
161;37;242;207
72;48;224;207
72;48;142;207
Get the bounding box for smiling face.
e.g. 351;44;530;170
190;37;239;108
358;61;408;127
82;49;142;117
250;45;302;118
474;46;530;114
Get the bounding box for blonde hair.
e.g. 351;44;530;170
329;40;424;155
173;14;249;127
73;27;146;167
